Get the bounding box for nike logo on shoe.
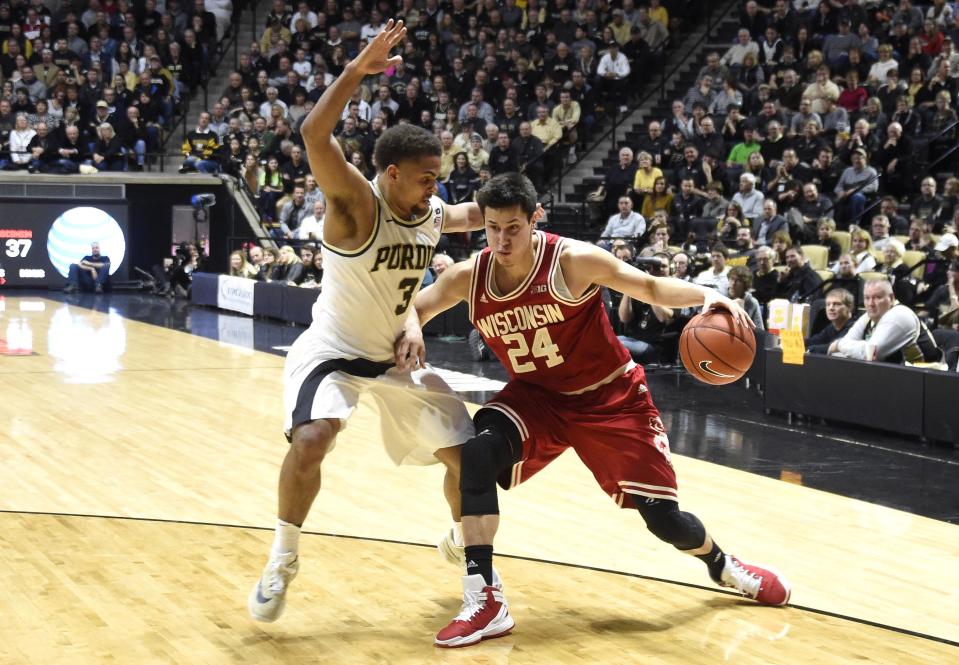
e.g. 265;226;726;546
255;583;272;605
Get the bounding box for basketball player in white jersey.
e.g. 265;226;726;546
248;20;487;622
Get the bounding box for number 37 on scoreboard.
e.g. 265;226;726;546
5;239;32;258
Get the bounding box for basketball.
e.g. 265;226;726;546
679;309;756;386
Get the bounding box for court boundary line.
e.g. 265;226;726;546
1;508;956;649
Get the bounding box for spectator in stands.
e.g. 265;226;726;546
446;152;479;204
753;198;788;246
730;225;758;270
753;245;781;309
180;111;220;173
26;121;56;173
727;265;764;330
46;124;87;174
90;123;126;171
834;148;878;226
297;200;325;243
807;288;855;354
641;176;673;220
780;245;824;302
871;215;894;251
277;185;309;240
599;195;645;250
617;253;675;364
270;245;305;285
2;114;35;170
851;228;879;274
552;90;581;163
257;155;284;222
299;251;324;289
722;29;759;68
829;280;942;364
920;258;959;330
640;216;672;257
63;241;110;294
228;250;259;279
911;177;944;225
732;172;764;225
906;218;935;253
695;243;730;294
597;40;630;113
513;121;546;191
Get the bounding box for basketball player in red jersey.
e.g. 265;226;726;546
402;173;790;648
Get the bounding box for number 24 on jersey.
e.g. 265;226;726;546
502;328;565;373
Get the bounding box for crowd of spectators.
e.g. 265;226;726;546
590;0;959;368
0;0;232;173
191;0;698;240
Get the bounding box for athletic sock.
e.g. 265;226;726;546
452;521;464;547
697;541;726;582
465;545;494;586
271;519;301;557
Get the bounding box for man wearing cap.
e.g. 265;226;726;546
88;99;113;138
921;233;959;296
597;40;631;112
608;9;631;45
835;148;879;227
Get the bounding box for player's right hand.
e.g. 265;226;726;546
351;19;406;76
394;328;426;371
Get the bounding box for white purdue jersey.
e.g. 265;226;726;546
291;179;445;364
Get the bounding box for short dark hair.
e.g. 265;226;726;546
476;172;538;219
710;242;729;258
372;124;441;173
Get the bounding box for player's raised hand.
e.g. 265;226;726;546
703;289;755;330
351;19;406;76
531;203;546;225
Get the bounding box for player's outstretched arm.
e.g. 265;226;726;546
394;261;473;369
411;260;473;325
561;240;755;329
300;20;407;238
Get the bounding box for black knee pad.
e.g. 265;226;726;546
635;498;706;551
460;409;522;517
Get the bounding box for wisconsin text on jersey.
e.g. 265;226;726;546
370;243;435;272
475;303;566;338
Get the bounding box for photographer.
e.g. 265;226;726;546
616;252;676;364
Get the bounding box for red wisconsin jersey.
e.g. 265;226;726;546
469;231;630;393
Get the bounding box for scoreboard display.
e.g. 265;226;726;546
0;204;129;288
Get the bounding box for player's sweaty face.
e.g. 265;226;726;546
485;204;532;263
396;155;440;213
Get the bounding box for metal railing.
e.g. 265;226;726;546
849;118;959;228
535;0;731;209
159;0;260;154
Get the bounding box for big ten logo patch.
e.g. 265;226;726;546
649;416;672;466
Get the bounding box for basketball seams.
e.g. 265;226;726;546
691;327;751;374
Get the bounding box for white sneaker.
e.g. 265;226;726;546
248;551;299;622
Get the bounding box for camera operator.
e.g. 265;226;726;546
616;253;676;364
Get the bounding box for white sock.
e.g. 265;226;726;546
452;521;464;547
271;519;301;556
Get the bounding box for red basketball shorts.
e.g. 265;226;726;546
484;365;678;508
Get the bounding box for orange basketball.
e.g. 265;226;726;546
679;309;756;386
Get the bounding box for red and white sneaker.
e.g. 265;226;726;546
435;574;514;648
717;555;791;606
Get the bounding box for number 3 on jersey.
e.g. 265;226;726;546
502;328;565;373
395;277;418;315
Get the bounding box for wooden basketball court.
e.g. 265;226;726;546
1;296;956;663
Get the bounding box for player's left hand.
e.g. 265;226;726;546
394;327;426;370
703;290;755;330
